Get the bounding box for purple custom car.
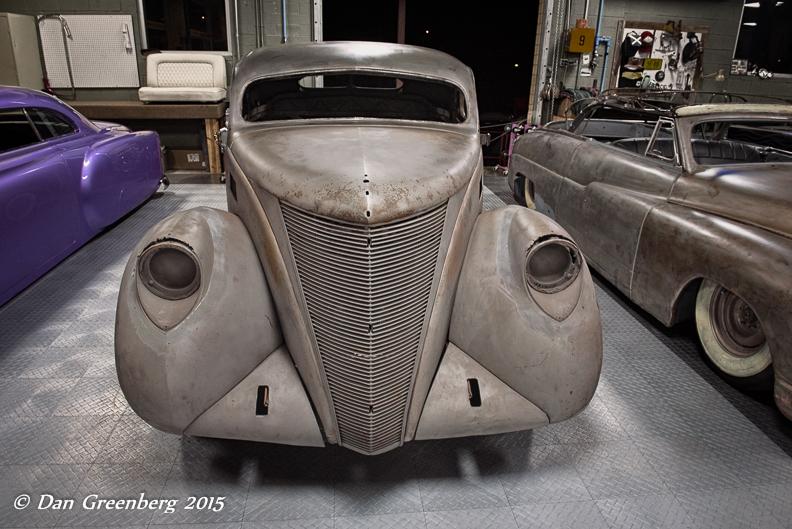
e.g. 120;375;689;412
0;87;164;306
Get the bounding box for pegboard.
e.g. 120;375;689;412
39;15;139;88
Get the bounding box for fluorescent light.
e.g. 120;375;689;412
745;2;760;6
743;22;758;25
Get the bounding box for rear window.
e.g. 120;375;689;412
243;72;467;124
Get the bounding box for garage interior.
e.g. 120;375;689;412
1;0;791;528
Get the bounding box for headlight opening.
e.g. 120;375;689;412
525;238;582;294
138;240;201;300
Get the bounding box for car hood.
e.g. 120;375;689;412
230;123;480;225
671;164;792;238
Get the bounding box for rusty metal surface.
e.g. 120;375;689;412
115;42;604;454
509;95;792;419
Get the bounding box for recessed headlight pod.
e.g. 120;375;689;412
139;241;201;301
525;238;582;294
524;237;584;321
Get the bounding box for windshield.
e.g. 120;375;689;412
690;119;792;165
242;72;467;124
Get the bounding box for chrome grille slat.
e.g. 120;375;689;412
283;201;446;454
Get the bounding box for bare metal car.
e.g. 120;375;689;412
115;42;602;455
508;91;792;420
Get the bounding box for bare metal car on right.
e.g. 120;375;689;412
509;91;792;420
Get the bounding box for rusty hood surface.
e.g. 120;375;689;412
230;123;480;224
671;163;792;239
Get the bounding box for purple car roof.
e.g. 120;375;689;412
1;86;96;129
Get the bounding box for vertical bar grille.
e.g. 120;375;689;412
282;202;447;454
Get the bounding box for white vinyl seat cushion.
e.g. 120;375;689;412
138;87;227;102
139;53;227;103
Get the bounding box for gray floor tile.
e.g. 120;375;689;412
0;348;46;379
676;487;786;529
334;512;426;529
550;396;630;444
635;437;744;492
424;507;517;529
566;440;671;499
94;413;181;465
56;462;170;527
0;416;48;464
0;464;90;528
53;377;128;417
243;520;331;529
512;501;609;529
500;444;592;506
18;348;95;379
0;379;80;418
17;416;119;464
751;482;792;529
710;438;792;487
596;494;697;529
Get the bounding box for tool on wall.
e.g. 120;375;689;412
37;14;76;100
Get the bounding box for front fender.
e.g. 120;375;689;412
448;206;602;423
115;207;284;434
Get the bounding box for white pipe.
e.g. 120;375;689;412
234;0;241;58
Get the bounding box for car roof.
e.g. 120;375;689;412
674;103;792;117
233;41;476;96
0;86;62;109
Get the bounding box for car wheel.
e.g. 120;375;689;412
695;279;773;391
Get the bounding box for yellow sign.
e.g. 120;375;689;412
643;58;663;70
568;28;596;53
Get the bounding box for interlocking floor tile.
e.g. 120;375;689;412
334;512;426;529
0;348;45;379
0;464;90;528
94;413;181;465
512;501;609;529
566;440;670;499
0;379;80;418
550;396;630;445
596;493;697;529
424;507;517;529
333;448;421;516
751;482;792;529
635;437;743;492
57;461;170;527
676;487;785;529
18;348;95;379
53;377;127;417
500;444;591;506
243;520;330;529
17;416;118;465
0;416;47;464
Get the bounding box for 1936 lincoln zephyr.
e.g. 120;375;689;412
115;42;602;455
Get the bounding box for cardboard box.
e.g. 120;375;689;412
166;149;206;171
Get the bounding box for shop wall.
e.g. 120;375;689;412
0;0;313;101
556;0;790;97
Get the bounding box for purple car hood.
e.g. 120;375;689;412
230;123;479;225
671;163;792;239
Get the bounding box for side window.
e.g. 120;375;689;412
0;109;41;153
28;109;74;140
646;118;677;163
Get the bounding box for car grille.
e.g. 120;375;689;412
282;202;447;454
